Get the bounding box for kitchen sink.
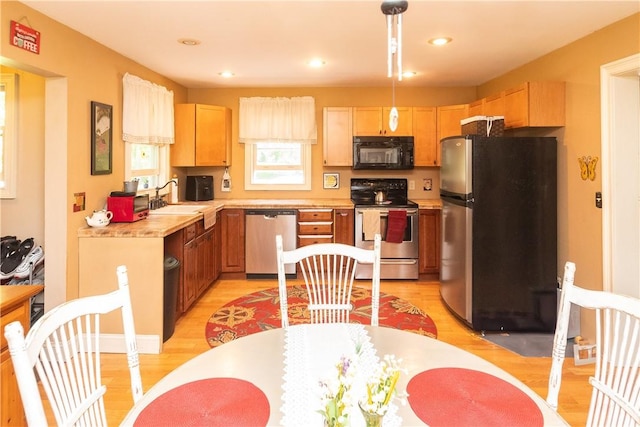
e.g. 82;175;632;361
148;204;208;215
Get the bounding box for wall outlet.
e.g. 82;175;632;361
408;180;415;190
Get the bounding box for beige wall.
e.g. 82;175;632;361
182;86;476;202
478;13;640;338
0;66;45;244
1;0;638;337
1;1;187;302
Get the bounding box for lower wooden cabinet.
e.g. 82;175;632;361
221;209;246;272
1;285;44;426
334;209;354;245
297;209;334;247
419;209;441;274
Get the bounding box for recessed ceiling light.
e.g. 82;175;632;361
402;71;417;78
219;71;234;78
308;58;326;68
178;38;201;46
428;37;452;46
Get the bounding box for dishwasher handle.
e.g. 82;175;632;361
245;209;296;217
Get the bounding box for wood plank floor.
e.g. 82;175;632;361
99;278;592;426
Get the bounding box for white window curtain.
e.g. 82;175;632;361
122;73;174;145
238;96;317;144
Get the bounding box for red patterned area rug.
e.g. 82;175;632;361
206;285;437;348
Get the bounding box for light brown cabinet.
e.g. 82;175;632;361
172;104;232;166
503;82;565;128
212;212;222;281
297;209;334;247
436;104;469;165
353;106;413;136
221;209;245;272
323;107;353;166
1;285;43;426
334;209;354;245
468;93;506;118
412;106;438;166
419;209;441;274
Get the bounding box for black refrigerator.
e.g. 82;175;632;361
439;135;557;332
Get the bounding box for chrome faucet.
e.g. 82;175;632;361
150;180;177;210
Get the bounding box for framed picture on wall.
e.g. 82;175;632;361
91;101;112;175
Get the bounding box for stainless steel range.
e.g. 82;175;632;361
351;178;419;280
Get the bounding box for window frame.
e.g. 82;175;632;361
0;73;18;199
124;142;170;195
244;141;312;191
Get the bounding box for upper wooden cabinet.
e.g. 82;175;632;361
172;104;232;167
412;106;438;167
469;93;506;118
503;82;565;128
437;103;469;142
353;106;413;136
323;107;353;166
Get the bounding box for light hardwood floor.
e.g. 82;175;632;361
99;278;592;426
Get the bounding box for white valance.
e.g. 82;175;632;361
238;96;317;144
122;73;174;145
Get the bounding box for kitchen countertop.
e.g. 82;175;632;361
78;198;442;238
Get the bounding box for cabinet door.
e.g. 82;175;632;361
383;107;413;135
419;209;441;274
172;104;197;166
334;209;354;245
412;107;438;166
212;213;222;280
437;104;469;165
1;351;24;426
221;209;245;272
468;99;484;117
323;107;353;166
353;107;383;136
183;238;197;310
504;83;529;128
196;229;214;295
437;104;469;141
196;105;231;166
483;92;505;117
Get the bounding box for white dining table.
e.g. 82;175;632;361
121;324;567;426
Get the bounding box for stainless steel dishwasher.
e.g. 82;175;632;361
245;209;297;279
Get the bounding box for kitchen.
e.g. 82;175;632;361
0;1;638;351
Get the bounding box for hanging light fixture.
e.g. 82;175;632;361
381;1;408;131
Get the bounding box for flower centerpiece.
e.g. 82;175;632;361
359;354;406;425
318;355;356;427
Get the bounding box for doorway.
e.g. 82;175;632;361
601;53;640;297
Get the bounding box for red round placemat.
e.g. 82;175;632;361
134;378;270;426
407;367;543;427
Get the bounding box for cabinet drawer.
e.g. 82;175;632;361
184;224;197;242
298;209;333;222
298;222;333;235
1;303;29;352
298;235;334;247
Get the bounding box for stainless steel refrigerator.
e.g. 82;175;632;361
440;135;557;332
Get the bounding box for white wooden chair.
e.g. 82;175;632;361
4;265;143;426
276;234;381;327
547;261;640;426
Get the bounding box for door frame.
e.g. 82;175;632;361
600;53;640;296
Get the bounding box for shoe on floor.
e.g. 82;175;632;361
1;238;20;262
0;238;34;278
13;246;44;279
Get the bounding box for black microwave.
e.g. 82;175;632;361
353;136;414;170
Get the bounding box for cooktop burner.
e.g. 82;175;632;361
350;178;418;208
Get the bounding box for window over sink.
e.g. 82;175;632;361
244;141;311;190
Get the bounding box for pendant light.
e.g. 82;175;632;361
381;1;408;132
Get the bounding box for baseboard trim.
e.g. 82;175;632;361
100;333;161;354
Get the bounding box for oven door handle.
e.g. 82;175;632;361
357;209;418;217
380;259;418;265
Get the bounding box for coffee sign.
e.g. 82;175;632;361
10;20;40;54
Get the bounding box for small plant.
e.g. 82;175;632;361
318;355;356;427
360;354;407;416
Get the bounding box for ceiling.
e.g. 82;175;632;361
21;0;640;89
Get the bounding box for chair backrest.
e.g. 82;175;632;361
547;261;640;426
4;265;143;426
276;234;381;328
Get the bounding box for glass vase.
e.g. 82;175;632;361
358;402;385;427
